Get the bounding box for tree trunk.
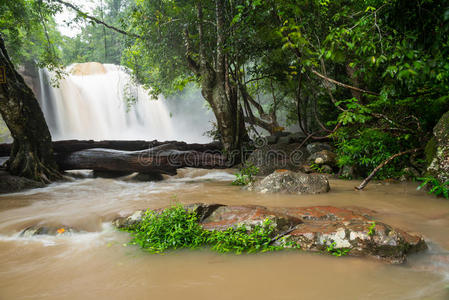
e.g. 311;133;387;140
210;0;248;153
188;1;248;156
0;34;60;183
201;83;248;155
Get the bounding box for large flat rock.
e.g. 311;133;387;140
114;203;427;263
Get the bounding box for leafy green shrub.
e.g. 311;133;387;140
417;176;449;199
334;128;405;179
125;204;208;253
232;164;259;186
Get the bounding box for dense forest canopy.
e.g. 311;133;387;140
0;0;449;181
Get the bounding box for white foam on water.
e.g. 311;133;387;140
0;222;116;248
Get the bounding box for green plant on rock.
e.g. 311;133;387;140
325;241;351;257
367;222;376;236
207;219;282;254
417;176;449;199
232;164;259;186
309;163;325;173
125;204;208;253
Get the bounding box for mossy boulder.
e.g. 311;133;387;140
427;111;449;182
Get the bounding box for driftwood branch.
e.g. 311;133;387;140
355;148;422;190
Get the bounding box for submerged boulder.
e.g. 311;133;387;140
427;111;449;183
115;203;427;263
247;170;330;194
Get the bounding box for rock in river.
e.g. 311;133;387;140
427;110;449;183
0;170;44;194
20;225;77;237
115;203;427;264
247;170;330;194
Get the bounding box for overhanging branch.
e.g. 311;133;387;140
51;0;142;39
310;69;379;96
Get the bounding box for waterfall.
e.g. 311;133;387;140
39;62;213;142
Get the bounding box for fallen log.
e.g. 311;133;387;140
0;140;222;156
55;148;229;175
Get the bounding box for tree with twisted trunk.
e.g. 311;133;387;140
0;34;61;183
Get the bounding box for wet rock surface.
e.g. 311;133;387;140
247;170;330;194
0;170;44;194
427;111;449;182
200;205;302;235
115;203;427;263
20;225;77;237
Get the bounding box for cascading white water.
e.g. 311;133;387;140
39;62;213;142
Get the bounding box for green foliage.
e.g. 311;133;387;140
206;219;281;254
334;128;405;179
325;241;351;257
125;204;207;253
232;164;259;186
60;0;133;65
309;163;325;173
122;205;284;254
367;222;376;236
276;0;449;178
417;176;449;199
0;0;63;72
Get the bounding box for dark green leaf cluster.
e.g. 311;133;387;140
334;128;405;179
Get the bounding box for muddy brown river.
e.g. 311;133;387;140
1;169;449;299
